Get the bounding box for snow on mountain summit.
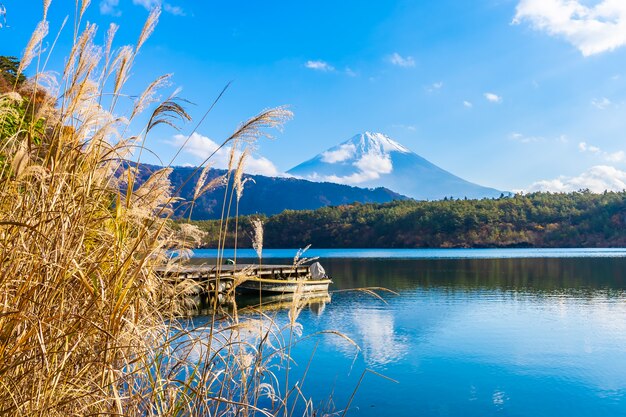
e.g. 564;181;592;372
319;132;409;165
288;132;504;200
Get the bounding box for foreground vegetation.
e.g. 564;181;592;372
191;191;626;248
0;4;330;416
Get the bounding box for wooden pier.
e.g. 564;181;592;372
155;264;322;298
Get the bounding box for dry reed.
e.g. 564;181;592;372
0;2;330;416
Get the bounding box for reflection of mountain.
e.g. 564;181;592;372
288;132;504;200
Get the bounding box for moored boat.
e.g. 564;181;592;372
237;262;332;294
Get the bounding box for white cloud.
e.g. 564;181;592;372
509;132;541;143
329;153;392;184
0;5;6;29
591;97;612;109
527;165;626;192
606;150;626;162
578;141;624;162
513;0;626;56
320;144;356;163
171;133;280;176
133;0;159;8
306;150;394;185
579;141;600;153
163;3;185;15
484;92;502;103
354;152;392;175
304;60;335;72
426;81;443;92
132;0;184;15
463;100;473;108
388;52;416;68
100;0;121;15
391;124;417;132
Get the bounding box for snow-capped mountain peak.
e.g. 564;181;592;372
319;132;409;164
288;132;504;200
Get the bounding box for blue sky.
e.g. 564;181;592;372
2;0;626;192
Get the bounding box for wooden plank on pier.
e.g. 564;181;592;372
154;264;313;282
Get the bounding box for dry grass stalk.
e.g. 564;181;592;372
293;244;319;267
234;148;248;201
0;3;350;416
136;6;160;53
17;20;49;77
251;217;264;263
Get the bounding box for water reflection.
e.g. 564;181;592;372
192;291;332;316
321;257;626;294
236;291;331;314
191;254;626;417
328;306;408;366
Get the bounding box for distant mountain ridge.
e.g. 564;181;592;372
288;132;505;200
136;164;406;220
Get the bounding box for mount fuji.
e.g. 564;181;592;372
287;132;505;200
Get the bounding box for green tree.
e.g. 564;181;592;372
0;56;26;88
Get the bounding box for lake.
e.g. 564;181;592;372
191;249;626;417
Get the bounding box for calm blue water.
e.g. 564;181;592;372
194;249;626;416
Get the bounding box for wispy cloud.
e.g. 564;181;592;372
607;151;626;162
133;0;160;8
591;97;612;110
99;0;121;15
163;3;185;15
388;52;415;68
391;124;417;132
513;0;626;56
527;165;626;192
578;141;600;154
509;132;541;143
170;133;280;176
131;0;185;15
579;141;625;162
426;81;443;93
484;92;502;103
305;60;335;72
0;4;6;29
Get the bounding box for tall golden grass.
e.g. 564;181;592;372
0;3;344;416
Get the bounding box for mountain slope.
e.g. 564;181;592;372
137;164;406;220
288;132;505;200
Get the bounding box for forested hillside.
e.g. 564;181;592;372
189;191;626;248
135;164;405;219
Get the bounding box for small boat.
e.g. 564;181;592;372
237;262;332;294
